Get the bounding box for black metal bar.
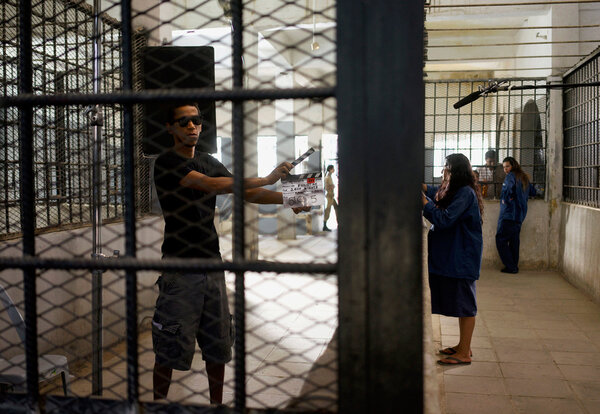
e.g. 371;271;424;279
18;0;40;409
337;0;368;410
0;87;337;107
338;0;423;412
90;0;104;395
231;0;246;411
121;0;139;408
0;256;337;273
43;394;337;414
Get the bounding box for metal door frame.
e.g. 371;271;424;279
1;0;424;412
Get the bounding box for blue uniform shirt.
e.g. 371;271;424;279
498;172;536;224
423;185;483;280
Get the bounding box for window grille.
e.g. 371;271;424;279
563;48;600;208
425;79;547;198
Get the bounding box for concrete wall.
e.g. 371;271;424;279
0;216;163;360
560;203;600;304
479;199;550;270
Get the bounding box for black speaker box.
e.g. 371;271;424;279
142;46;217;155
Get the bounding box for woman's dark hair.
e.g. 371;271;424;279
503;156;530;190
326;165;334;172
435;153;483;217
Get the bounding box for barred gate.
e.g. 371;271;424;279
2;1;425;413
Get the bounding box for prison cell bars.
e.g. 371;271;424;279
563;47;600;208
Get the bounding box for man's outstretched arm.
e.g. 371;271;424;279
244;188;282;204
180;162;293;194
244;188;311;213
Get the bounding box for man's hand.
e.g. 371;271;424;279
422;192;429;207
265;162;293;185
292;206;311;214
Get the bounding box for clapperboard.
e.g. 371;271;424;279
282;148;325;208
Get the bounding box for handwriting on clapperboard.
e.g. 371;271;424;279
281;148;324;208
282;172;324;208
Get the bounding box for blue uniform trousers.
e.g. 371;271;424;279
495;219;522;273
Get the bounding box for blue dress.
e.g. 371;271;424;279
423;185;483;317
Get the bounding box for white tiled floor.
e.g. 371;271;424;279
432;268;600;414
52;232;338;410
37;233;600;414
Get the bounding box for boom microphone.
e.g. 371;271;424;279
453;90;482;109
453;80;508;109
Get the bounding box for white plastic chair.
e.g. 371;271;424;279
0;284;69;395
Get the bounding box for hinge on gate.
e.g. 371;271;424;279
84;105;104;126
91;250;120;259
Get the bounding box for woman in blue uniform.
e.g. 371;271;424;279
422;153;483;365
495;156;536;274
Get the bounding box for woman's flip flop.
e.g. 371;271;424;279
437;356;471;365
438;347;473;357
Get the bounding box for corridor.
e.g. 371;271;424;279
432;268;600;414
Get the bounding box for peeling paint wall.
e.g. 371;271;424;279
560;203;600;303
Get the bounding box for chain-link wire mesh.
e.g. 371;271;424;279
563;48;600;208
1;0;337;412
425;79;547;198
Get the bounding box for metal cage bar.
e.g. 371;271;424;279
563;48;600;208
424;78;548;195
231;0;247;411
17;0;40;409
120;0;139;407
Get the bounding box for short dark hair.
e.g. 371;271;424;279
327;165;334;172
485;150;496;161
166;102;201;124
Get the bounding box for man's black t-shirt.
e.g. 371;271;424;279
154;150;232;259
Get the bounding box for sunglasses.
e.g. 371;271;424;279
173;115;202;127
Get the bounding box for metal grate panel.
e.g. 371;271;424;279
425;78;547;198
563;48;600;208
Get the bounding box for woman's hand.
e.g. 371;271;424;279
422;192;429;206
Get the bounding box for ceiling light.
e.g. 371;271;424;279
311;0;319;52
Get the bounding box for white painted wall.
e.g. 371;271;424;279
0;217;163;360
480;199;550;270
560;203;600;303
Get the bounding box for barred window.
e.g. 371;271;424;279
563;49;600;208
425;79;547;198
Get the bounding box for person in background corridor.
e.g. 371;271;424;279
422;153;483;365
476;149;506;199
323;164;338;232
495;156;536;274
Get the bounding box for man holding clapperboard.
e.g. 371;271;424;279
151;102;320;404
